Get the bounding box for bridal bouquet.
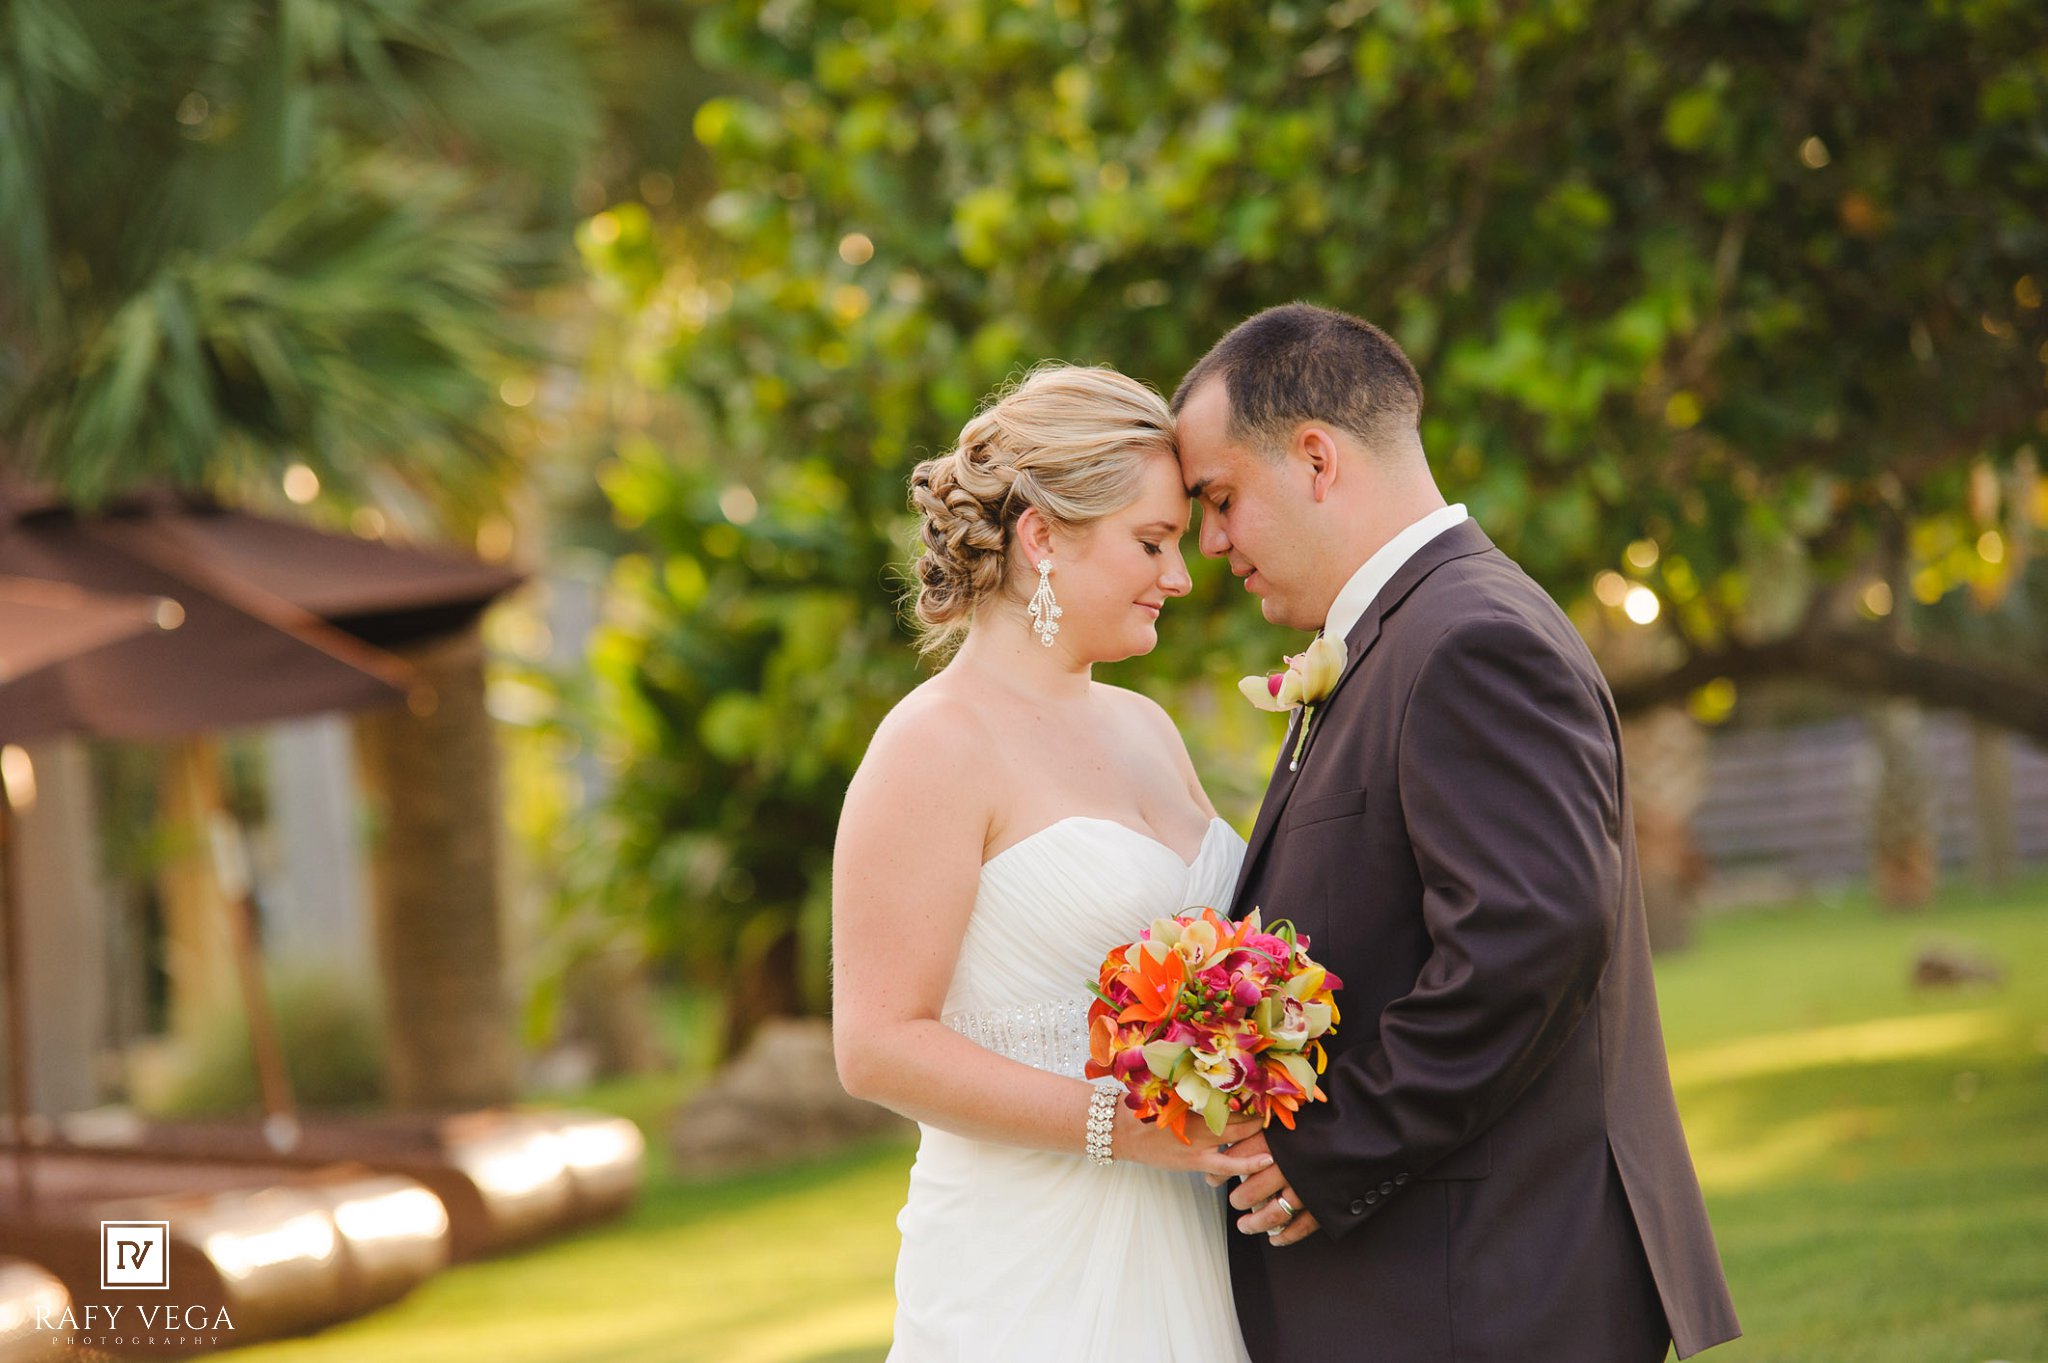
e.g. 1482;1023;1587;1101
1084;907;1342;1142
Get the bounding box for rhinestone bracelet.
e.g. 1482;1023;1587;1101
1085;1079;1121;1166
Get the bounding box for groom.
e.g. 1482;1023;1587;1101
1174;304;1740;1362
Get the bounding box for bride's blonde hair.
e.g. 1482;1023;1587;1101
908;363;1176;656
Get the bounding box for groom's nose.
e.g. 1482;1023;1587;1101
1198;507;1229;559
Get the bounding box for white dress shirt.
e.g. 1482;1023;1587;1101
1322;503;1470;642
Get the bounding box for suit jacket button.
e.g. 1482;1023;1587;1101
1379;1181;1395;1195
1364;1191;1380;1206
1394;1173;1410;1186
1349;1198;1367;1215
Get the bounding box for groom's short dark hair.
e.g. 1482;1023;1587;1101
1170;303;1423;457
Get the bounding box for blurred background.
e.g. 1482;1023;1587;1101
0;1;2042;1360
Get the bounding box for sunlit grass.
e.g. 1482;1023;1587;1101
230;1138;910;1363
233;873;2048;1363
1654;873;2048;1363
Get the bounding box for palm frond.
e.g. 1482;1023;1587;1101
0;0;608;517
12;152;523;507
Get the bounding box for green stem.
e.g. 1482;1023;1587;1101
1290;704;1316;769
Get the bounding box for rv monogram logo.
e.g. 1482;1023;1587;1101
100;1220;170;1290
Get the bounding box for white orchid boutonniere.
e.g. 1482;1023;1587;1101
1237;635;1348;772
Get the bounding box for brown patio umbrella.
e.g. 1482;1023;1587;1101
0;578;180;685
0;495;424;745
0;484;525;1190
0;484;525;653
0;500;429;1219
0;492;524;1348
0;493;642;1294
107;489;526;648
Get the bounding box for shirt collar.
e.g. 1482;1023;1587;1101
1322;503;1470;643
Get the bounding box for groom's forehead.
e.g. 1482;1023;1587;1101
1176;376;1233;430
1174;380;1235;462
1177;430;1241;499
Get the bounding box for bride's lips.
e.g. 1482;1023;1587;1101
1137;602;1162;618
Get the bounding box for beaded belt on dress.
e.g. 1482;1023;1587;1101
944;997;1093;1077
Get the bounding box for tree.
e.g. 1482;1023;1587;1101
0;0;610;1105
576;0;2047;1030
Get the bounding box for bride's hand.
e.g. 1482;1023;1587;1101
1114;1109;1270;1178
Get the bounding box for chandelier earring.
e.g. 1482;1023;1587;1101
1027;559;1063;647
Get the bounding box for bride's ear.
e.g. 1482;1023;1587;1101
1015;506;1056;569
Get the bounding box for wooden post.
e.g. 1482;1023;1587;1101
157;739;239;1046
211;813;300;1149
0;755;34;1208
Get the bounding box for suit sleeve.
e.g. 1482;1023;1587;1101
1268;613;1623;1240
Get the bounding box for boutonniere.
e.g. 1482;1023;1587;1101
1238;635;1347;772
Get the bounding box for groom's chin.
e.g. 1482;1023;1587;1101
1260;598;1313;632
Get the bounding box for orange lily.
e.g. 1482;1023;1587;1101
1114;943;1188;1025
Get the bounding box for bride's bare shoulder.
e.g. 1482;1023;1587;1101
875;674;992;747
847;675;995;806
1091;680;1182;744
1091;681;1215;816
836;680;995;921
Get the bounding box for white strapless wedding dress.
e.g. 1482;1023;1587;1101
889;815;1254;1363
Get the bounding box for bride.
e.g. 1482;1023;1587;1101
832;363;1263;1361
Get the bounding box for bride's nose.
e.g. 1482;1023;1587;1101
1160;547;1193;597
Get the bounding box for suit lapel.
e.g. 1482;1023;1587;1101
1293;519;1495;748
1229;519;1497;915
1231;717;1304;914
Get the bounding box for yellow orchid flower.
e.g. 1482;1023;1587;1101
1239;635;1349;770
1294;635;1346;702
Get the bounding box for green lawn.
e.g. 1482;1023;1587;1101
1653;877;2048;1363
234;876;2048;1363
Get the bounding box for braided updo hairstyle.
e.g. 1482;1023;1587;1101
908;363;1175;656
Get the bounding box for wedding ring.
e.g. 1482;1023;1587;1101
1273;1193;1297;1222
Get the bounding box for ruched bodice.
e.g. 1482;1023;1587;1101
890;815;1252;1363
945;815;1245;1016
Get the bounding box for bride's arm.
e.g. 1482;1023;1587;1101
832;695;1265;1176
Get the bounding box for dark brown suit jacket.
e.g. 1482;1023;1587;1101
1226;521;1739;1363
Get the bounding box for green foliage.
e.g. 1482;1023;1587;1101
672;0;2045;604
577;0;2047;1030
145;969;386;1117
570;416;931;1013
0;0;609;516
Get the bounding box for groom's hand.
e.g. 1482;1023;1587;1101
1215;1131;1321;1246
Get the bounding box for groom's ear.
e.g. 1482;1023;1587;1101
1300;425;1340;503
